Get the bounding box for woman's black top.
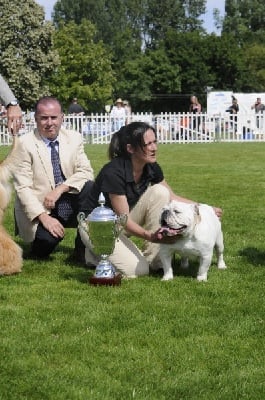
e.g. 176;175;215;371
86;157;164;213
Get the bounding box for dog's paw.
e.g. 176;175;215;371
197;273;208;282
217;261;227;270
161;273;174;281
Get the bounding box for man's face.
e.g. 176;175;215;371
35;101;63;140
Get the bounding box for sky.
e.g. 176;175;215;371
36;0;225;34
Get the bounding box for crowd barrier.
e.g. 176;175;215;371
1;112;265;145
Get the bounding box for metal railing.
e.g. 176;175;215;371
1;112;265;145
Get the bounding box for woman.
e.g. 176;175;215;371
84;122;222;277
189;95;202;133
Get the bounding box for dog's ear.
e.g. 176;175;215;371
194;204;201;224
194;204;200;215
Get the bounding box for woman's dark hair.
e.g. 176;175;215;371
108;121;157;160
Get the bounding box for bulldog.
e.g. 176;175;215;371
158;201;227;282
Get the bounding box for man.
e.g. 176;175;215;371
68;98;84;115
13;96;94;259
0;73;22;134
251;97;265;129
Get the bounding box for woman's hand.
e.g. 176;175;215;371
146;228;180;244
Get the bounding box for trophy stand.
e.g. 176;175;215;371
89;256;122;286
78;193;127;286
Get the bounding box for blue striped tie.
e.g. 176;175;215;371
49;141;72;221
50;141;64;185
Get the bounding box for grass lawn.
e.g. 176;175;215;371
0;142;264;400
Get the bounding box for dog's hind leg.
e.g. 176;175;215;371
215;231;227;270
180;257;189;269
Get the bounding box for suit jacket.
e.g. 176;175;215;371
0;74;16;105
13;128;94;242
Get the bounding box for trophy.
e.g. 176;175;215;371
77;193;127;286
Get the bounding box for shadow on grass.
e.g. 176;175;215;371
55;244;95;284
149;256;199;279
173;259;198;278
239;247;265;266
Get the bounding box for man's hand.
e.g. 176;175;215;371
7;104;23;135
38;213;65;238
44;184;69;210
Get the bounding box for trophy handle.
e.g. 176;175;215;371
114;213;128;237
77;212;89;234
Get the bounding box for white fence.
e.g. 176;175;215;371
1;111;265;145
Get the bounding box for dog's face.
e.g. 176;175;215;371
160;201;200;236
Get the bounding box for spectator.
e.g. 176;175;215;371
251;97;265;129
0;73;22;134
110;98;126;131
189;95;202;133
13;96;94;261
68;98;84;115
82;122;222;277
123;99;132;124
226;96;239;132
0;102;7;118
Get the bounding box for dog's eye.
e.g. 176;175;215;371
174;210;180;214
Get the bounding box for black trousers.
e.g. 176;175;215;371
31;180;93;258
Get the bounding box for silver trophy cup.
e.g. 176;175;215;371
77;193;127;285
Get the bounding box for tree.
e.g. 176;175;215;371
0;0;59;109
223;0;265;44
52;0;207;55
114;48;181;112
50;19;116;112
242;44;265;91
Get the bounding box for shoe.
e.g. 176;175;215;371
71;248;86;265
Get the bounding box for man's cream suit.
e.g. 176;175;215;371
13;128;94;243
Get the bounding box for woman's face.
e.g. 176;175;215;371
131;128;158;165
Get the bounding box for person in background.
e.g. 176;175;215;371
123;100;132;125
13;96;94;261
189;95;202;133
0;102;7;117
82;121;222;277
251;97;265;129
0;73;22;134
68;97;84;115
226;96;239;132
110;98;126;131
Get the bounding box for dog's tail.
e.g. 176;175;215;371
0;135;19;212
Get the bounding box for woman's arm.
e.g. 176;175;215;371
109;193;152;239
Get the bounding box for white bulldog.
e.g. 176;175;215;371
158;201;227;282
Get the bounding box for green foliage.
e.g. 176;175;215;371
242;44;265;91
0;142;265;399
50;20;116;112
0;0;59;110
223;0;265;43
115;48;181;112
53;0;207;50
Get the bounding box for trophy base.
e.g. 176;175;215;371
89;273;122;286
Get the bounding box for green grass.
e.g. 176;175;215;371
0;142;264;400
